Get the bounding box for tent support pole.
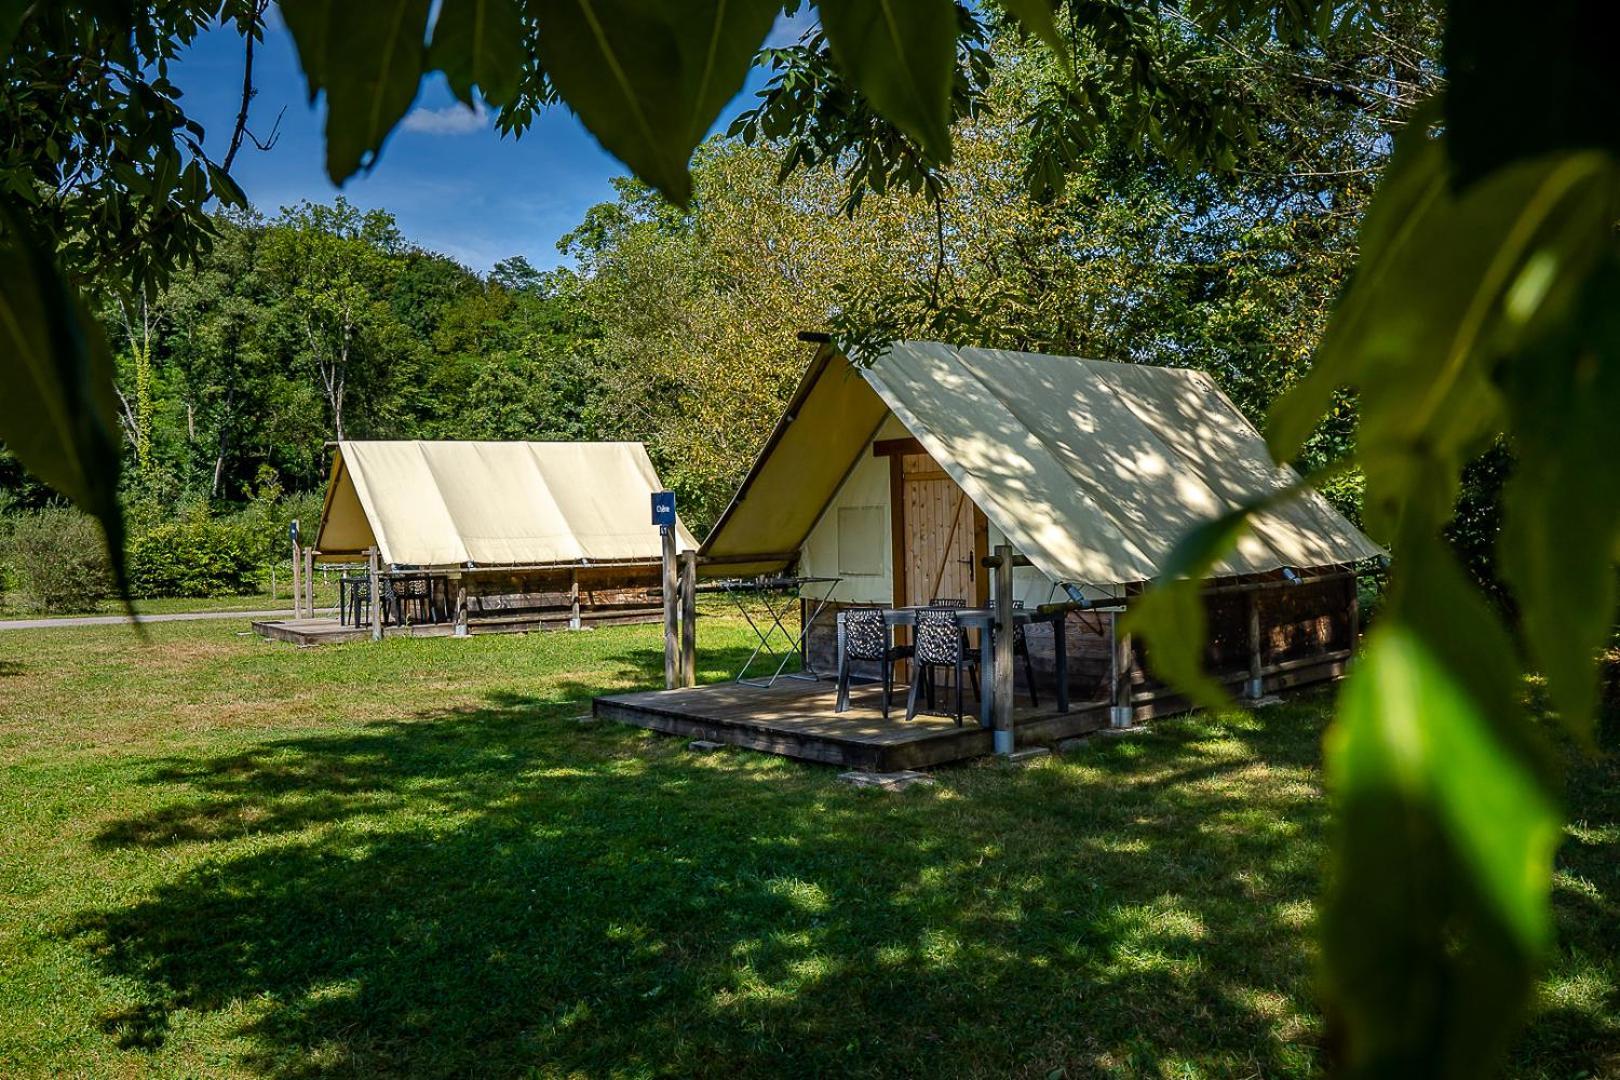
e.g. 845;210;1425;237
1110;615;1135;728
1348;576;1361;650
569;571;581;630
291;539;302;620
662;527;678;690
368;548;382;642
992;543;1015;754
1245;590;1263;700
454;575;468;637
679;550;697;688
304;548;316;619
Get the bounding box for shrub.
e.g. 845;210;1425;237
127;514;261;598
4;508;112;613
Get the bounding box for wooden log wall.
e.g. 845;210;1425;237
461;567;662;627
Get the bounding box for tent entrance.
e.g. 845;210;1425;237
887;444;989;609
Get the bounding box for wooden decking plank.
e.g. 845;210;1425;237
594;678;1113;768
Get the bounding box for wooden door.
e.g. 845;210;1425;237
897;452;986;608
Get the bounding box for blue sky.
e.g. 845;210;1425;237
170;10;805;273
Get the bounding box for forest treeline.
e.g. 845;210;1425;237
4;28;1470;602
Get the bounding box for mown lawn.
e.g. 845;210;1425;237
0;578;339;619
0;619;1613;1078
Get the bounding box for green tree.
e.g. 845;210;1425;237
6;3;1620;1075
260;198;408;441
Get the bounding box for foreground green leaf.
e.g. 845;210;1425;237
1120;506;1255;711
995;0;1069;68
1269;133;1619;540
1445;0;1620;188
0;217;126;592
283;0;432;183
816;0;959;164
1497;258;1620;746
1322;548;1561;1075
430;0;526;108
530;0;780;205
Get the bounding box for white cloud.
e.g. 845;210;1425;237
401;101;489;136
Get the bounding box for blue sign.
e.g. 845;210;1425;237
651;491;677;527
289;518;300;546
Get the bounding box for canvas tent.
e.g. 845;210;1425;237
702;340;1380;596
315;440;696;568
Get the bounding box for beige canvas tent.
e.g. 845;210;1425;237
259;441;696;645
695;339;1378;714
703;340;1380;596
316;440;696;568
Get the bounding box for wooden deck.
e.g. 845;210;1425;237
594;678;1112;770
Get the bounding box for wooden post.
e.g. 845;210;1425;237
291;539;303;619
367;548;382;642
1245;589;1263;700
1110;614;1134;728
568;570;581;631
993;543;1015;755
304;548;316;619
1348;575;1362;650
661;526;678;690
679;550;697;688
454;574;469;637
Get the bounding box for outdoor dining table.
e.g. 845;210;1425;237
835;606;1069;727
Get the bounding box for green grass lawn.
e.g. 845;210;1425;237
1;578;342;619
0;619;1613;1077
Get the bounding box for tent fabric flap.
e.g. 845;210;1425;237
314;440;697;568
702;341;1382;589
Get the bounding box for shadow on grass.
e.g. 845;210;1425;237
62;668;1618;1078
0;660;22;677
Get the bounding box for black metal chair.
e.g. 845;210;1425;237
836;608;914;718
346;575;370;627
906;606;981;725
398;575;435;625
1012;600;1041;706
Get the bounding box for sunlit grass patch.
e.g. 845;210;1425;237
0;621;1610;1077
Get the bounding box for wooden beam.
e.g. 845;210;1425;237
889;453;907;607
1245;590;1263;699
367;548;382;642
1110;615;1134;728
662;527;678;690
304;548;316;620
291;539;303;619
679;550;697;688
872;436;926;458
993;543;1015;754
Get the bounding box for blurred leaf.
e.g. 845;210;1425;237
206;162;248;210
1322;543;1560;1075
1121;468;1345;711
817;0;959;163
1446;0;1620;188
996;0;1069;69
0;0;28;64
1497;258;1620;746
1269;132;1619;533
0;216;127;594
531;0;780;205
1121;505;1255;711
430;0;525;108
283;0;432;183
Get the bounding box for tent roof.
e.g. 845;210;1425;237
701;342;1383;587
314;440;697;568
